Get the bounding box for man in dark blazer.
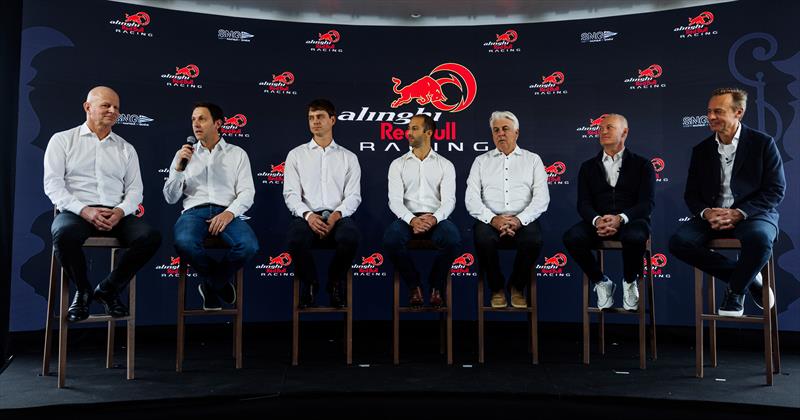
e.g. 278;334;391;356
563;114;655;311
669;87;786;317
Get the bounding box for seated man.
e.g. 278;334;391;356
163;102;259;310
465;111;549;308
669;88;785;317
383;114;461;308
563;114;655;311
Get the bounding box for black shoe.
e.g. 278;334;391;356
718;288;745;317
327;282;345;309
299;283;317;308
67;289;91;322
218;282;237;305
198;282;222;311
93;285;129;317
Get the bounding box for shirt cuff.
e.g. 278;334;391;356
736;208;748;219
619;213;629;224
592;215;601;226
401;212;415;225
700;208;710;219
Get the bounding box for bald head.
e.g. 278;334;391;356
83;86;121;136
86;86;119;104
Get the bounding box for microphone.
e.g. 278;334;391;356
177;136;197;171
321;210;331;222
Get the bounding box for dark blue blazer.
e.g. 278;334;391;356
577;148;656;225
683;124;786;228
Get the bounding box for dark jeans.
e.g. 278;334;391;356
562;219;650;284
382;219;461;291
51;210;162;293
173;205;259;292
286;215;360;289
669;217;777;293
473;220;543;292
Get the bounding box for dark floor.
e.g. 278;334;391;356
1;321;797;418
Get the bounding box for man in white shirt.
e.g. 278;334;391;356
383;115;461;308
283;99;361;308
669;88;785;317
562;114;655;311
465;111;549;309
163;102;258;311
44;86;162;322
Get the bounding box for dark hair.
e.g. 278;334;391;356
193;102;224;123
307;98;336;117
413;114;436;134
711;87;748;111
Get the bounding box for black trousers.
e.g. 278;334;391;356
51;210;162;293
562;219;650;284
286;216;360;289
473;220;543;292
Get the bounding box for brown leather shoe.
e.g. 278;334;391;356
430;288;443;308
490;290;507;308
510;287;527;309
409;286;423;307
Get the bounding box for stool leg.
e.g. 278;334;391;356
708;277;717;367
695;268;704;378
176;264;186;372
647;261;657;361
292;277;299;366
762;263;773;385
446;274;453;366
530;275;538;365
478;273;485;364
393;272;400;365
638;278;646;369
598;250;605;356
42;248;58;376
127;276;135;380
235;268;243;369
106;249;117;370
769;257;780;373
58;268;69;388
345;271;352;366
582;273;590;365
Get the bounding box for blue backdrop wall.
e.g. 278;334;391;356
11;0;800;331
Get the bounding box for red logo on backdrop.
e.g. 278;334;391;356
644;253;670;277
271;71;295;85
545;161;569;184
176;64;200;78
537;252;571;277
542;71;565;85
259;161;285;185
110;11;154;36
485;29;520;52
224;114;247;127
162;64;202;88
451;253;476;276
135;204;145;218
257;252;293;276
577;114;606;139
155;256;194;277
318;30;340;43
590;115;606;127
675;11;717;38
625;64;666;90
271;162;285;173
221;114;250;138
353;252;386;276
260;71;298;94
688;11;714;26
307;29;343;52
390;63;477;113
125;12;150;26
651;157;669;182
529;71;567;95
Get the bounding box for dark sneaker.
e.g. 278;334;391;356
218;281;237;305
718;288;745;317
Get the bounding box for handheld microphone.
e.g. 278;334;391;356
321;210;331;222
177;136;197;171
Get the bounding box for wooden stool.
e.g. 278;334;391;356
292;244;353;366
176;236;244;372
42;236;136;388
477;246;538;364
694;238;780;385
392;239;453;365
582;239;656;369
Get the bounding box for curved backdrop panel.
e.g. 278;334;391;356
11;0;800;331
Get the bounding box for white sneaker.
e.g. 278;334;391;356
748;272;775;310
622;279;639;311
593;277;615;309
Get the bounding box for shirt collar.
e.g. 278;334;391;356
308;138;339;150
403;148;438;161
491;146;522;157
197;137;228;152
79;122;118;142
714;121;741;148
603;147;625;162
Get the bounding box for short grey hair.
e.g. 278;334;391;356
489;111;519;131
602;113;628;129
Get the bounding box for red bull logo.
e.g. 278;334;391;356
529;71;567;95
644;253;670;277
221;113;249;137
688;11;714;26
637;64;662;79
543;253;568;267
625;64;666;89
268;252;292;267
271;71;295;85
361;253;384;266
257;251;293;276
124;11;150;26
451;253;476;275
170;256;181;266
175;64;200;78
485;29;520;52
545;161;568;184
651;157;669;182
575;114;606;139
259;161;286;185
155;255;194;277
390;63;477;113
223;114;247;127
496;29;518;42
271;162;285;174
590;115;607;127
162;64;202;88
318;29;340;43
353;252;386;276
541;71;565;85
537;252;570;277
452;253;474;267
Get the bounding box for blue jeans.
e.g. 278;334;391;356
382;219;461;291
669;217;777;293
173;205;259;291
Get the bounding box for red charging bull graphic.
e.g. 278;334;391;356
257;252;293;276
259;161;285;185
537;252;570;277
529;71;567;95
625;64;666;89
110;11;154;36
390;63;477;113
675;11;717;38
485;29;520;52
643;253;669;277
271;71;295;85
577;114;607;139
260;71;298;95
307;29;343;52
545;161;568;184
318;30;340;43
162;64;202;88
221;113;250;137
125;12;150;26
451;253;476;275
651;157;669;182
353;252;386;276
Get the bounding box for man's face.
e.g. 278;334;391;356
598;115;628;150
191;107;221;142
406;116;431;149
491;117;519;153
84;89;120;128
308;109;335;137
707;93;743;136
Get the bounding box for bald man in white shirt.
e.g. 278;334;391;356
465;111;550;309
44;86;162;322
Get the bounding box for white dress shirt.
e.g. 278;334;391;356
163;138;255;217
701;122;746;219
591;148;629;226
43;123;143;216
388;149;456;224
465;146;550;226
283;139;362;218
